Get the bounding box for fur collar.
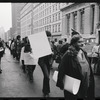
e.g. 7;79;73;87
67;46;87;57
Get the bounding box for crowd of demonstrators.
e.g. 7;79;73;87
5;29;96;99
49;29;80;64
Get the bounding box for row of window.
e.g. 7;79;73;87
52;23;61;33
33;3;61;19
21;25;31;32
21;18;31;27
33;23;61;34
33;3;61;15
21;13;32;27
33;12;61;28
21;4;32;18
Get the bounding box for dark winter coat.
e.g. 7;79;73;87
0;41;4;58
56;45;95;99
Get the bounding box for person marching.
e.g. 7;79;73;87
38;31;53;97
14;35;21;61
24;37;37;82
20;37;26;73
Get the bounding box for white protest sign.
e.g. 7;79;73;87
28;31;52;59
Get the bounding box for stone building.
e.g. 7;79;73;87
20;3;100;43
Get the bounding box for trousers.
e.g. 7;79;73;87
38;55;51;94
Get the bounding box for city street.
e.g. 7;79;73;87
0;48;100;99
0;48;63;98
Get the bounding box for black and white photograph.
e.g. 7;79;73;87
0;2;100;100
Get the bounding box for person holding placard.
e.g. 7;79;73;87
38;31;53;97
56;34;95;100
24;37;36;82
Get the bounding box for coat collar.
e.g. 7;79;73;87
67;46;87;57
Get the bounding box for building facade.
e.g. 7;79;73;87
61;3;100;37
0;27;5;40
32;3;62;40
20;3;33;39
12;3;25;38
20;3;100;42
20;3;64;40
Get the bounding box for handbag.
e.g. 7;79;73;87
52;70;81;95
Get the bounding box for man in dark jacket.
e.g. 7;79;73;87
56;35;95;100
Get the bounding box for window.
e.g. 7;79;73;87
50;7;51;13
55;13;57;21
49;25;51;32
58;23;61;32
52;25;54;33
56;4;57;11
50;15;51;23
58;12;61;20
53;5;54;12
53;15;54;22
55;24;57;32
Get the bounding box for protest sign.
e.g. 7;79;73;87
28;31;52;59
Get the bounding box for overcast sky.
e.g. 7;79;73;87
0;3;12;32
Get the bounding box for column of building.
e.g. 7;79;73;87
84;5;91;34
62;14;67;36
94;3;99;34
70;12;74;35
77;10;81;33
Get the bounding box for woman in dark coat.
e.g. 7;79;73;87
56;35;95;100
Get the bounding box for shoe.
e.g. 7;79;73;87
29;77;33;83
43;93;49;97
0;69;2;73
23;70;26;73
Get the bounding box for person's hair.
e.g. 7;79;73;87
16;35;21;40
24;36;29;44
70;35;82;45
55;38;57;42
24;44;31;53
46;31;51;37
